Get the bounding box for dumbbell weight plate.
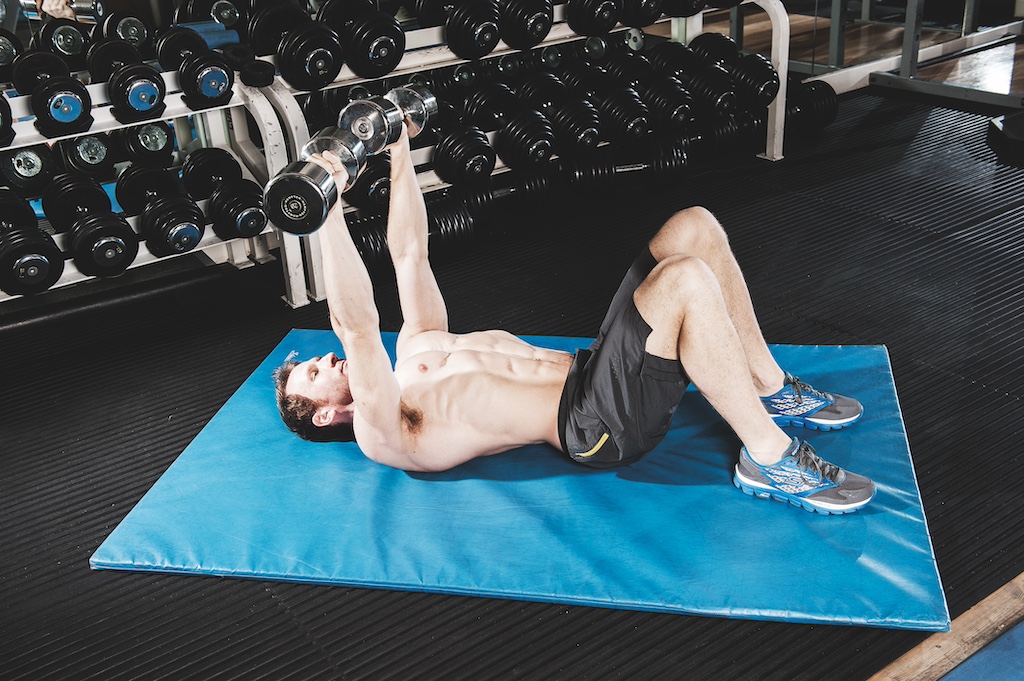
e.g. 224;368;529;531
340;12;405;80
618;0;664;27
155;26;208;71
31;76;94;138
338;96;403;155
499;0;554;51
141;195;206;257
107;62;167;122
344;153;390;211
11;50;72;97
181;147;243;200
383;85;437;138
0;94;14;148
0;144;57;196
0;188;38;230
277;23;344;92
208;178;267;239
57;133;115;177
565;0;619;36
188;0;248;34
39;18;90;71
69;212;139;277
87;38;141;83
0;226;64;295
109;121;174;166
101;13;152;51
178;50;234;110
661;0;707;16
115;164;185;216
0;29;25;83
445;1;501;61
247;2;310;56
42;173;112;233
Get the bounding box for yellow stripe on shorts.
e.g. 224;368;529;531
574;432;610;458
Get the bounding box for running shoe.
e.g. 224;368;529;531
761;373;863;430
733;438;875;514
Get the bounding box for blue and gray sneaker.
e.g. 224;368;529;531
761;373;863;430
733;438;875;514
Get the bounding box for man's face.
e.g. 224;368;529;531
285;352;353;408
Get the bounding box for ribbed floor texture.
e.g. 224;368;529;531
4;88;1024;680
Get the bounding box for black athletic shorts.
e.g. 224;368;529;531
557;248;690;468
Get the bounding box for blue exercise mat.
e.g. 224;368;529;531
91;330;949;630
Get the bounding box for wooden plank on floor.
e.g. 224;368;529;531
871;572;1024;681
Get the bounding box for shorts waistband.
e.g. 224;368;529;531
557;349;590;454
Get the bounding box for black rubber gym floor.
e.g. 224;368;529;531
4;88;1024;679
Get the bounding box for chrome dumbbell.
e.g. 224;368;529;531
336;84;438;156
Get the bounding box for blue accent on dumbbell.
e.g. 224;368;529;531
49;94;83;123
171;21;240;49
199;69;230;98
126;81;161;112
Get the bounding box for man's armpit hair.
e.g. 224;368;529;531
272;359;355;443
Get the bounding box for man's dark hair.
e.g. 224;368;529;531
273;360;356;443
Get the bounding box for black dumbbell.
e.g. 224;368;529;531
689;31;740;71
0;29;25;85
181;147;268;240
317;0;405;80
661;0;707;16
87;38;167;123
604;51;693;133
56;132;115;178
415;0;502;61
94;12;153;56
618;0;664;27
344;153;391;212
155;27;235;110
515;70;603;155
338;84;438;156
246;0;310;56
115;164;207;256
0;93;14;148
559;142;687;194
429;99;498;186
730;52;781;110
34;17;91;71
276;21;345;91
498;0;553;51
11;50;94;138
176;0;249;40
559;61;652;140
463;81;556;168
565;0;619;36
0;188;64;296
42;173;140;278
109;120;176;167
0;143;59;197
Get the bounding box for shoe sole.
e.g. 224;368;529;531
732;468;872;515
769;412;862;431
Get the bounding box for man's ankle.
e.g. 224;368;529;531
745;435;796;466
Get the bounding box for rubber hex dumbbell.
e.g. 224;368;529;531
338;84;438;157
0;143;59;197
317;0;405;79
42;173;140;278
87;38;167;123
115;164;207;257
0;188;64;295
34;17;91;71
181;147;268;240
11;50;94;138
155;27;235;110
415;0;502;61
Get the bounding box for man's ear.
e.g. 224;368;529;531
313;404;355;428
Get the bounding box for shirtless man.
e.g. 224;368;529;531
274;122;875;515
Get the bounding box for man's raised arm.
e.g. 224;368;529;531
385;124;448;352
310;152;419;468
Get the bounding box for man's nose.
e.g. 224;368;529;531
321;353;337;367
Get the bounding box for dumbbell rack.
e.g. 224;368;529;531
0;0;790;310
244;0;791;305
0;65;311;305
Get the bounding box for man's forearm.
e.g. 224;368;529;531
320;197;380;336
386;132;429;262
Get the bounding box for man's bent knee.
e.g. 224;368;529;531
637;256;719;312
651;207;728;260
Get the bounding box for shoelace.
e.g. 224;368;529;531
786;374;831;405
793;442;841;483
